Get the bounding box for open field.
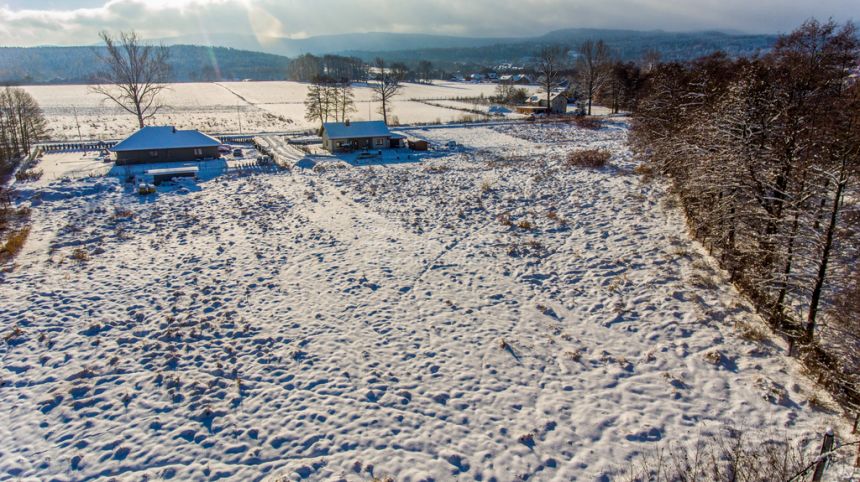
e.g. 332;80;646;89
1;121;851;481
23;81;537;141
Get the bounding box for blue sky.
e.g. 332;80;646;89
0;0;857;47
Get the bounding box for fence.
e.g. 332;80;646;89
41;141;117;153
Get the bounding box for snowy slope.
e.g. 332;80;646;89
0;121;847;481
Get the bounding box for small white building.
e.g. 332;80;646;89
522;92;568;115
321;121;405;153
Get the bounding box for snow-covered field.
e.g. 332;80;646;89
23;81;538;141
1;121;849;481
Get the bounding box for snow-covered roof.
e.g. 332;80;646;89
111;126;221;152
526;92;567;104
323;121;392;140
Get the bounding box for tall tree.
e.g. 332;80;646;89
418;60;434;83
334;80;356;122
576;40;612;115
371;58;403;125
0;87;48;175
91;31;170;129
305;76;333;128
536;46;566;113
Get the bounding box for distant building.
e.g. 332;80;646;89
517;92;568;115
111;126;221;166
321;120;405;152
499;74;533;85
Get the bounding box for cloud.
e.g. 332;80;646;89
0;0;857;47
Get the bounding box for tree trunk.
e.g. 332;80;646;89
806;166;847;340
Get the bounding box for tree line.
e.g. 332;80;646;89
631;19;860;406
0;87;48;178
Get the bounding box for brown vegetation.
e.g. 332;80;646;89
567;149;611;168
632;19;860;408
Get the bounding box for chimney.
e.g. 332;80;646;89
345;119;350;127
172;126;176;133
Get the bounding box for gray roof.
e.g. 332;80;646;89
323;121;391;140
111;126;221;152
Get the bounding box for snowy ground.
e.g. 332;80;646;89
23;81;539;141
0;121;850;481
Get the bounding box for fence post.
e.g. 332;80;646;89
855;442;860;468
812;428;834;482
853;411;859;434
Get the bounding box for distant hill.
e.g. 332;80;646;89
1;28;778;85
0;45;292;84
343;29;777;66
156;32;521;58
159;28;777;62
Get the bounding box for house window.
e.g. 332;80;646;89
336;141;343;148
194;148;203;156
375;138;383;146
149;151;159;157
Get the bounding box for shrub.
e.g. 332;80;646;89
618;425;811;482
572;116;603;130
1;226;31;260
70;248;90;262
634;163;655;181
567;149;611;168
516;219;534;230
15;168;43;182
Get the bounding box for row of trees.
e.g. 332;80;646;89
287;54;368;83
529;42;654;115
304;57;406;128
288;54;442;84
0;87;48;177
632;20;860;404
304;77;356;125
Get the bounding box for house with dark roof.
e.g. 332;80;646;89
111;126;222;166
321;120;405;153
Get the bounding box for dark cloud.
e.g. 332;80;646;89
0;0;856;46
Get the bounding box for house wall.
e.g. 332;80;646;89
114;145;220;165
325;136;391;153
550;96;568;114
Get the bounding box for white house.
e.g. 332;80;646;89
321;121;405;153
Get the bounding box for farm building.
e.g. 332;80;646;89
322;121;405;152
516;92;568;115
408;139;429;151
499;74;533;85
111;126;222;166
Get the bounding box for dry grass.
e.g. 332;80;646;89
15;168;43;183
634;163;655;181
497;212;513;227
736;321;768;342
567;149;611;168
113;207;134;219
70;248;90;262
1;226;31;261
516;219;534;230
572;116;603;130
618;425;812;482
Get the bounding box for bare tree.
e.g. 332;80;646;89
334;80;356;122
91;31;170;129
536;46;567;112
0;87;48;174
305;76;333;129
371;58;403;125
418;60;434;83
577;40;613;115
